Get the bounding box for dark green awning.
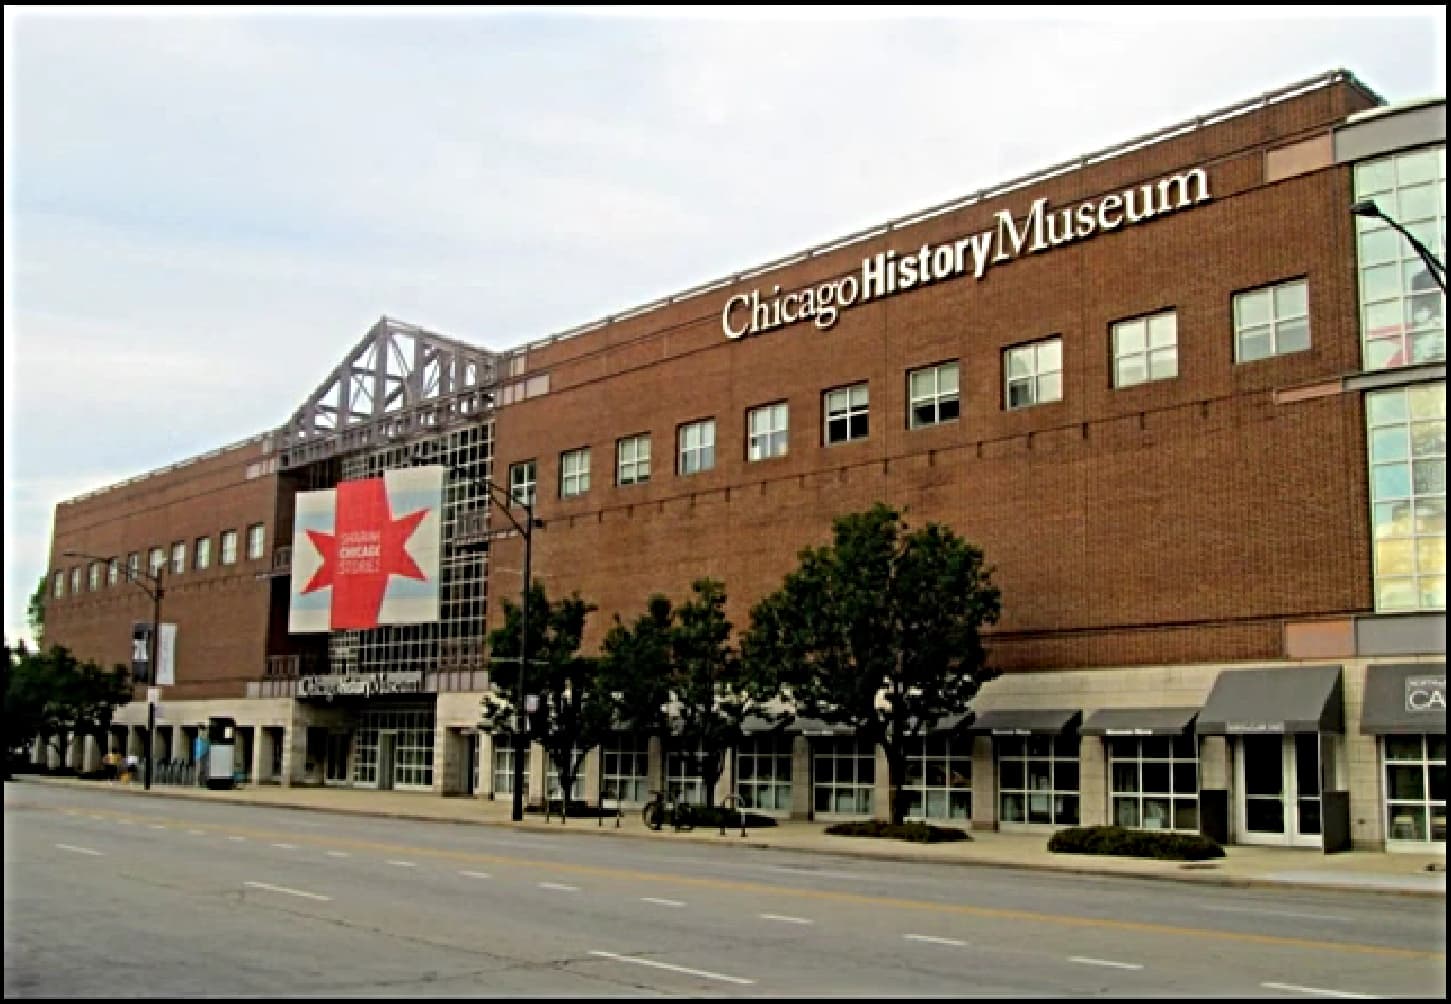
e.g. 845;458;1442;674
1360;663;1446;735
1197;666;1343;735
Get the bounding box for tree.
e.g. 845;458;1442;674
27;575;47;646
2;643;131;774
598;593;675;781
480;583;612;823
742;503;1001;825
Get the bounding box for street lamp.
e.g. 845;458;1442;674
63;549;164;791
477;480;544;823
1351;199;1447;295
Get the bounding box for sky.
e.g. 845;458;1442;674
4;5;1448;647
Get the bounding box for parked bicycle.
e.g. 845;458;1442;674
641;789;695;832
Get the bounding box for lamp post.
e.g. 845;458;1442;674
64;549;164;790
1351;199;1447;295
478;480;543;823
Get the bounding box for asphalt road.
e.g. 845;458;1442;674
4;783;1445;998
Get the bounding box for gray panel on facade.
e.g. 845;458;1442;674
1334;100;1446;164
1355;612;1448;657
1080;707;1199;737
1197;666;1344;735
1360;662;1447;735
969;708;1081;736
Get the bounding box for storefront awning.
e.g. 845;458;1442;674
1080;707;1199;737
969;708;1080;736
1360;662;1446;735
786;717;856;737
1196;665;1344;735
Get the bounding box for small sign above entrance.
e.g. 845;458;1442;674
298;672;424;700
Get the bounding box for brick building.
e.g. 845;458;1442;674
42;69;1445;852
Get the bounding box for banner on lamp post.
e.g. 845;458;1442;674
131;622;151;683
156;623;177;686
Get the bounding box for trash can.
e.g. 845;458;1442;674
206;717;236;790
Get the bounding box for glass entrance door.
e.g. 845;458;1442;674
377;732;396;791
325;732;351;784
1238;734;1322;847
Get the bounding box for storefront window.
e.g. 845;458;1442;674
905;734;972;821
492;735;527;800
1383;733;1447;845
1108;733;1200;832
666;746;707;805
601;733;649;805
353;706;435;790
737;735;793;813
545;747;585;803
998;734;1079;826
813;738;874;816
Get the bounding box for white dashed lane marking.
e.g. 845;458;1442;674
243;881;331;902
459;870;491;879
904;934;967;947
1260;983;1378;999
271;843;297;850
539;882;579;892
588;951;753;985
1069;956;1143;971
760;914;814;925
387;860;417;868
641;897;686;908
55;844;103;856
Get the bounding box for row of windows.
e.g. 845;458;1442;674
512;278;1314;500
52;524;266;598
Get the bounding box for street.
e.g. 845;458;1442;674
4;783;1445;997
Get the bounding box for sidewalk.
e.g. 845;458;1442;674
13;775;1446;898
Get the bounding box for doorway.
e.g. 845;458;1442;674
325;732;351;784
1237;733;1322;847
377;732;396;791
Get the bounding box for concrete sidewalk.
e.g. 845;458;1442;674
12;775;1446;898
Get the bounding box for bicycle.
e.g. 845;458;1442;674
641;789;695;832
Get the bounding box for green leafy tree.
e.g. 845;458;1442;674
598;593;675;782
742;503;1001;825
2;643;131;773
481;583;612;822
27;575;47;646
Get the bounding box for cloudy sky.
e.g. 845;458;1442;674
3;6;1447;646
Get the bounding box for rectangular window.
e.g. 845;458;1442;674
904;734;972;821
70;567;81;595
601;733;650;805
1367;382;1446;611
812;738;875;816
1005;337;1063;409
616;434;651;486
677;418;715;476
996;733;1080;826
127;552;140;582
1355;147;1446;371
560;448;591;498
1108;734;1200;832
53;570;64;598
171;541;186;575
736;735;793;813
509;460;537;508
908;361;960;429
246;523;265;560
824;382;870;445
107;558;120;586
1382;734;1447;845
148;547;165;577
88;563;101;591
194;537;211;571
220;530;238;566
748;402;789;461
1113;311;1179;387
1234;279;1310;362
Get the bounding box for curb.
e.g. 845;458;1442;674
11;776;1445;900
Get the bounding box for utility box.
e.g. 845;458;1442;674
207;717;236;790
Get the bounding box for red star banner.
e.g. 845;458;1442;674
288;466;444;632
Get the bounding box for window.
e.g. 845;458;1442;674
677;418;715;476
905;734;972;821
666;747;706;805
1382;734;1446;845
88;563;101;591
194;537;211;571
70;567;81;595
1355;147;1446;370
824;382;870;444
560;448;591;498
1005;337;1063;409
748;402;789;461
171;541;186;575
220;530;238;566
246;523;265;560
491;735;528;800
812;738;875;816
616;434;651;486
1234;279;1310;362
908;361;960;429
1112;311;1179;387
1367;383;1446;611
148;547;165;577
601;733;649;805
737;735;793;813
52;571;64;598
107;558;120;586
509;460;537;508
127;552;140;582
1108;734;1200;832
997;734;1080;826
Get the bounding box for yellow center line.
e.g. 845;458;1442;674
50;804;1446;962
